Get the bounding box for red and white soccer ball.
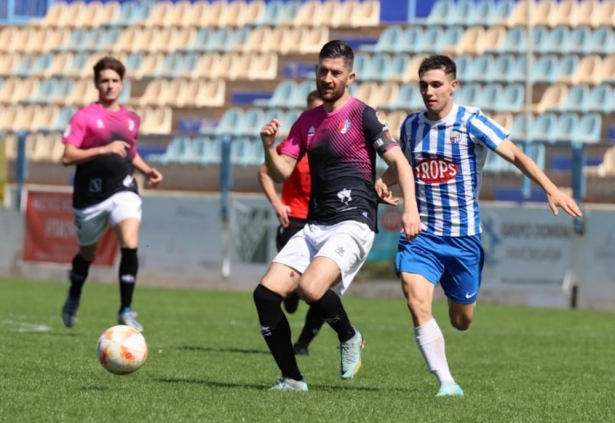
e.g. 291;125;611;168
96;325;148;375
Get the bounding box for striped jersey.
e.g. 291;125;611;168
399;104;509;237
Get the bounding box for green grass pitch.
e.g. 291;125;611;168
1;279;614;422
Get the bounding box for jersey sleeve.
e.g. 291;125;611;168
467;112;510;151
278;119;305;161
362;107;399;156
130;112;141;157
62;110;87;148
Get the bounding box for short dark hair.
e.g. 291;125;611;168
93;57;126;82
306;89;321;106
318;40;354;69
418;55;456;79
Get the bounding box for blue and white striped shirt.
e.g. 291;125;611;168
399;104;509;237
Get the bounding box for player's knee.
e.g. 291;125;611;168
78;248;96;262
118;238;138;249
253;284;283;309
297;279;324;303
406;296;432;320
450;314;473;331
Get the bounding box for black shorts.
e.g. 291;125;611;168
276;218;307;252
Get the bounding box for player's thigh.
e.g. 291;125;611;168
395;231;445;289
304;221;375;298
74;202;111;251
439;235;484;306
109;191;142;249
267;228;313;297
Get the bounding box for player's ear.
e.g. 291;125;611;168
346;71;356;87
450;78;458;93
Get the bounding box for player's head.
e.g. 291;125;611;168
418;55;458;117
306;90;323;110
93;56;125;104
315;40;355;104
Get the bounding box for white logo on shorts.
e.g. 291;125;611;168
337;188;352;206
89;178;102;193
335;246;345;256
464;292;477;299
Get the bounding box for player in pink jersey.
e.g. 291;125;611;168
61;57;163;332
253;40;422;391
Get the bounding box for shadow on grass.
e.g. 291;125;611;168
179;346;269;355
157;377;411;393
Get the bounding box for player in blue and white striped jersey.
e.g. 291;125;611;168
376;55;582;397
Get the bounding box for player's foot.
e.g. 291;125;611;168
61;294;80;328
269;377;308;391
293;343;309;356
118;307;143;332
436;382;464;397
283;293;300;314
339;328;364;380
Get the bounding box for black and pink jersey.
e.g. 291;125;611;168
280;97;398;231
63;103;141;209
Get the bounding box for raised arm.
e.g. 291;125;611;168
260;118;298;183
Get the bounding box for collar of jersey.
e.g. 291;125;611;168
419;104;459;126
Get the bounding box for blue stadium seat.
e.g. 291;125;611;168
365;53;391;82
353;53;370;79
456;83;482;106
185;28;211;54
213;108;245;136
525;143;546;170
491;54;516;84
124;53;144;75
199;136;222;165
508;55;527;84
478;83;502;111
204;29;230;52
388;54;410;81
247;140;265;166
512;113;533;140
281;1;301;24
363;25;403;53
157;136;191;164
396;26;423;54
179;136;207;164
418;25;444;54
263;108;285;123
499;27;526;54
533;55;559;84
158;53;184;79
82;28;104;52
380;83;418;112
555;113;580;143
282;109;302;130
225;28;251;52
292;80;315;108
531;26;549;55
237;108;265;137
467;55;494;83
545;26;570;55
119;79;130;104
555;84;589;113
556;55;580;80
451;0;475;26
258;0;285;26
230;137;253;167
573;113;602;143
588;26;613;55
439;25;464;53
31;53;53;77
65;52;89;76
493;0;515;21
50;106;77;132
14;55;35;78
423;0;454;26
254;80;297;108
587;84;612;114
532;113;557;143
21;78;55;104
497;83;524;112
454;55;473;82
468;0;495;27
568;26;593;55
112;1;145;27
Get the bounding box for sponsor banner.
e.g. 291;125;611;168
22;190;117;266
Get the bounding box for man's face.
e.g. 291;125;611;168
95;69;123;102
419;69;457;115
315;57;354;103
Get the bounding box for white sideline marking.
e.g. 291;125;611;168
2;320;52;333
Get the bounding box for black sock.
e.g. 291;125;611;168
309;289;356;343
119;248;138;312
68;254;91;298
295;305;325;348
253;285;303;381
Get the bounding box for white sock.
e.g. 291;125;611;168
414;318;455;385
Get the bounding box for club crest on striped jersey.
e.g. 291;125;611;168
450;130;462;143
414;158;459;183
338;120;351;134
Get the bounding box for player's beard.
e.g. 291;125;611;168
316;81;346;104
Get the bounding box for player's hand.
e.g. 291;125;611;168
260;119;281;148
103;141;130;157
547;190;582;217
375;178;398;205
146;168;163;187
274;203;291;228
401;208;422;240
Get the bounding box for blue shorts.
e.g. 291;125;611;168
395;231;484;304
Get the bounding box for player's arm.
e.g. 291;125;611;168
494;140;581;217
132;152;163;187
258;163;290;227
62;141;130;166
260;118;300;183
364;109;421;239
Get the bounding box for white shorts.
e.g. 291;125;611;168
272;221;375;295
73;191;142;246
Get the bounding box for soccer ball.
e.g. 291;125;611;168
96;325;148;375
